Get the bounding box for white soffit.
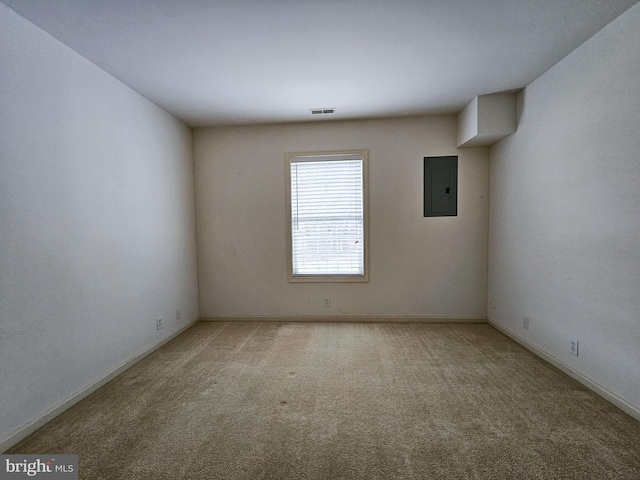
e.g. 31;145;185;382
457;92;518;148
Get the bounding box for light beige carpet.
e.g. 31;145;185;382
8;322;640;479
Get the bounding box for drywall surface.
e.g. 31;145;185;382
488;4;640;412
457;93;517;148
0;5;199;446
194;115;489;319
457;97;479;146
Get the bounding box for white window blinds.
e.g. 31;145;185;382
289;154;365;277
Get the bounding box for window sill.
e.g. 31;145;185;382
289;274;369;283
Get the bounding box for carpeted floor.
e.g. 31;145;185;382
8;322;640;479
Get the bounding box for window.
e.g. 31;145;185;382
286;150;368;282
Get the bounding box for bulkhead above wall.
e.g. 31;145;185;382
457;92;518;148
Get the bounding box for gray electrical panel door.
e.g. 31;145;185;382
424;156;457;217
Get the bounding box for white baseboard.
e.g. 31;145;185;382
488;318;640;423
200;315;487;323
1;316;200;453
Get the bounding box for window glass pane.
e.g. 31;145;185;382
290;156;364;276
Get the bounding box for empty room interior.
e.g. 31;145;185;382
1;0;640;478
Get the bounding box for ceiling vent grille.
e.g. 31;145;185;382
310;108;336;115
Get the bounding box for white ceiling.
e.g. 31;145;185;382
3;0;637;126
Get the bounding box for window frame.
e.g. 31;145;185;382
285;149;369;283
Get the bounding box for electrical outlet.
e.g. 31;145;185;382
522;316;530;330
176;309;182;321
156;317;162;330
323;298;331;308
569;337;579;356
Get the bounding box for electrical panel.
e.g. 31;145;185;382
424;156;458;217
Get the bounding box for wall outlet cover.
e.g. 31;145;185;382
569;337;579;356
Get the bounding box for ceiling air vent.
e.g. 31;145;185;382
310;108;335;115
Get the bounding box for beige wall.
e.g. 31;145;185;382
488;4;640;416
0;5;199;447
194;116;489;319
